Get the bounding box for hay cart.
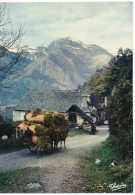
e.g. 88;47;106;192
15;109;69;154
16;127;55;154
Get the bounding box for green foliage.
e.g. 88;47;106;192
87;48;133;158
0;139;25;153
0;120;25;153
0;120;13;139
81;48;133;192
106;49;133;158
0;167;40;193
0;115;3;122
83;138;133;193
87;48;132;98
107;48;132;91
87;69;111;99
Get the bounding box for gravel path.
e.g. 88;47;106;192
0;125;109;193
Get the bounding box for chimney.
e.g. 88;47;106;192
82;94;90;108
104;97;107;107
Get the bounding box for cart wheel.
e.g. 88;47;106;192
44;147;54;154
28;143;38;152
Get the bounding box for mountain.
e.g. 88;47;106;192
1;37;113;105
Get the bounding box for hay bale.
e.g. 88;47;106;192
24;110;45;123
24;109;67;125
16;109;69;148
24;121;35;126
32;108;42;117
25;111;33;121
32;135;38;144
24;110;32;120
37;135;51;149
28;125;36;134
17;122;36;134
35;124;49;136
18;122;28;130
32;115;44;123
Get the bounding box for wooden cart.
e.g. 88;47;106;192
16;128;55;154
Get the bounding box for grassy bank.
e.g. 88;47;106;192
68;128;92;137
82;137;133;193
0;167;41;193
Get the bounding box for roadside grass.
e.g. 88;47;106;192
0;167;41;193
68;128;92;137
81;137;133;193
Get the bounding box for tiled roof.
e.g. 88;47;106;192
14;90;82;112
89;94;104;110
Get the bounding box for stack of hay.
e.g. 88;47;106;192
16;108;69;150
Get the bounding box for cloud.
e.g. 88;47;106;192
6;2;133;55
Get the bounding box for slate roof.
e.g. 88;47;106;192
14;90;82;112
66;104;93;124
89;94;104;110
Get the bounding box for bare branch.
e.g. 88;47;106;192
0;3;25;92
0;3;10;27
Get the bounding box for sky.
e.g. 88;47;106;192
6;2;133;55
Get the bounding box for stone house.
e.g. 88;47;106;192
13;90;105;127
66;104;94;130
88;94;106;125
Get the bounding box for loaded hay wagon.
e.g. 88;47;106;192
15;108;69;154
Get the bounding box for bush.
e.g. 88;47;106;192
107;79;132;158
0;120;13;139
0;138;25;153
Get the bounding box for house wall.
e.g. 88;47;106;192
76;113;84;125
66;112;86;126
64;113;68;120
13;110;26;121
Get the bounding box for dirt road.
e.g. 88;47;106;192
0;125;109;193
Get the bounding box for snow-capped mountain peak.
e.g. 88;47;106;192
1;37;113;105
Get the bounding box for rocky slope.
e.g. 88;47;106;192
1;37;113;105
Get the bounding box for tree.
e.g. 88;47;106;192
107;49;133;158
0;3;24;92
87;48;133;158
105;48;132;95
87;48;132;99
87;68;111;99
